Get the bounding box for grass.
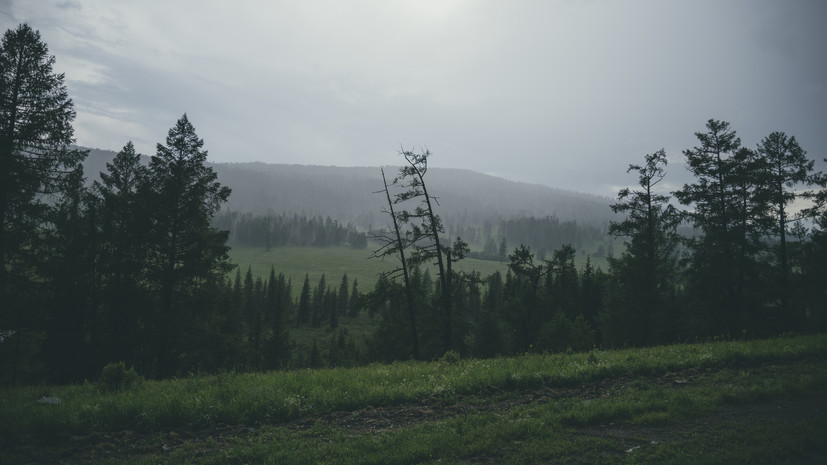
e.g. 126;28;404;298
2;333;825;464
227;244;510;298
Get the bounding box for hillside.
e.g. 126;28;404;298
3;334;825;464
81;148;615;229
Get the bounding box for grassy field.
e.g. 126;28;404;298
2;333;826;464
228;244;511;296
228;244;512;364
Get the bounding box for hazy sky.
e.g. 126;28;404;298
2;0;825;196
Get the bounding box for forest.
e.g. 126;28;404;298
2;24;826;384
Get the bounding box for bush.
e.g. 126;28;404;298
440;350;461;364
98;362;142;391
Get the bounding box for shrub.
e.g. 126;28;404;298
98;362;143;391
440;350;461;364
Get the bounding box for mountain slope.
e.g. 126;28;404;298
81;148;614;228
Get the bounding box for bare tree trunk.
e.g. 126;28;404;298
405;155;451;353
379;168;420;359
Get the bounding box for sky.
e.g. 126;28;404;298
2;0;826;197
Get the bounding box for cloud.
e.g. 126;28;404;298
1;0;825;198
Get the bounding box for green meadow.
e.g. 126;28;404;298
2;333;825;464
227;244;511;295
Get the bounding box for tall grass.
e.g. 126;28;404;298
1;333;824;438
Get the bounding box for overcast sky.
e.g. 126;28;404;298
2;0;825;197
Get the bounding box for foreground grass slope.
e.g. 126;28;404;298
2;334;826;464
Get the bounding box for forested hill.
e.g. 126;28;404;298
82;148;614;228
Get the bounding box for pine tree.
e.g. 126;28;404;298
471;270;506;358
755;132;816;328
42;165;99;381
505;245;545;351
391;148;466;353
266;266;288;367
311;274;327;328
93;141;149;366
607;149;682;345
327;287;338;329
242;266;255;327
371;167;419;358
801;168;827;330
674;120;750;335
145;114;231;377
348;278;360;317
297;274;311;325
0;24;86;383
337;273;349;317
546;244;579;319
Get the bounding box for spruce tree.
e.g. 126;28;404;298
0;24;86;383
266;266;288;367
755;132;816;328
297;274;311;325
145;114;231;377
674;120;750;335
337;273;349;317
93;141;149;366
348;278;360;317
43;165;99;381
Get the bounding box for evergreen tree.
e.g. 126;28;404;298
755;132;816;328
579;257;605;335
371;167;420;358
348;278;361;317
0;24;86;383
231;268;243;312
93;141;150;367
505;245;545;351
265;267;289;367
337;273;349;317
144;114;231;377
800;163;827;331
251;276;264;357
311;274;327;328
674;120;750;335
42;165;99;381
546;244;579;319
393;148;454;352
607;149;682;345
470;271;508;357
242;266;255;327
297;274;311;325
327;287;338;329
366;274;414;361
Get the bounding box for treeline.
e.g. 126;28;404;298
447;216;608;261
213;266;366;370
0;25;243;382
497;216;606;260
368;125;827;361
369;247;604;361
213;211;368;249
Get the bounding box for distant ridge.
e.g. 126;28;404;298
81;148;614;228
